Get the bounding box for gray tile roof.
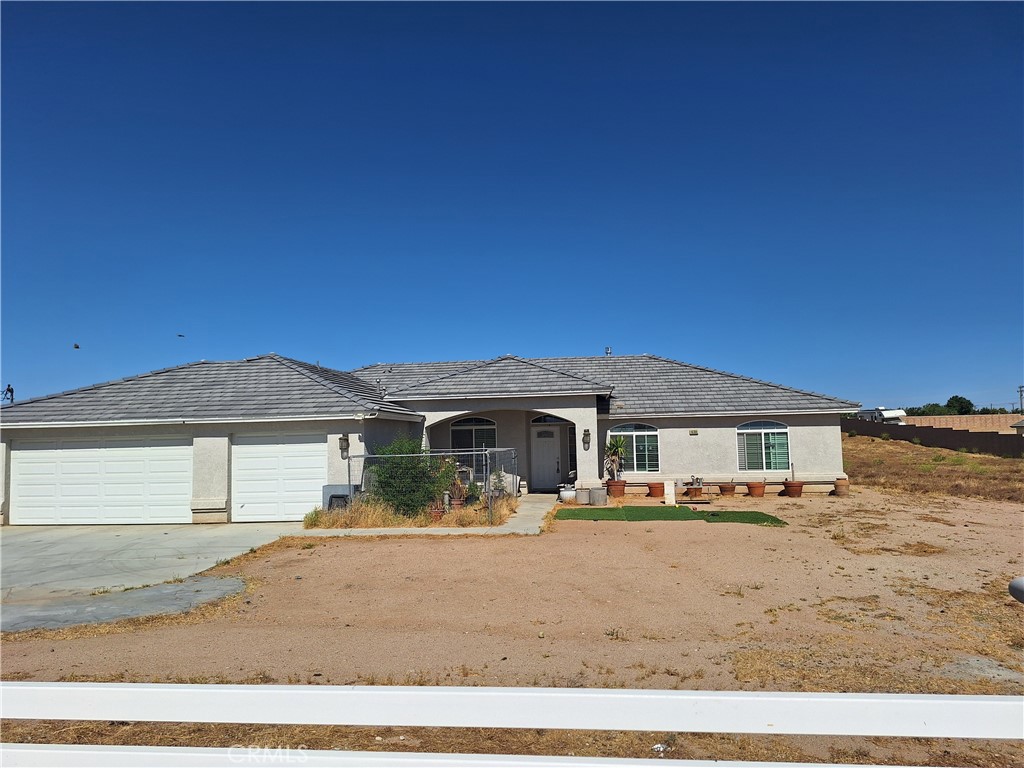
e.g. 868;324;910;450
1;354;418;425
385;356;613;398
355;354;859;415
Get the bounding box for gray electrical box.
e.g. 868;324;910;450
322;484;359;510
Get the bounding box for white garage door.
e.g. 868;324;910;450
231;433;327;522
10;437;193;525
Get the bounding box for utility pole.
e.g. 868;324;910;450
1018;385;1023;414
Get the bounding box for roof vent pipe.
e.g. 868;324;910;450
605;347;612;356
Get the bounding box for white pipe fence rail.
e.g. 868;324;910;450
2;682;1021;768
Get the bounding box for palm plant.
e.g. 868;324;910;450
604;435;629;480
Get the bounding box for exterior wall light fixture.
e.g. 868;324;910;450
582;429;592;450
339;434;350;460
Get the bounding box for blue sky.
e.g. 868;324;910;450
3;2;1021;409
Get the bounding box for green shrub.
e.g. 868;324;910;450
365;437;457;517
911;437;922;445
303;507;323;527
847;429;857;437
880;432;890;441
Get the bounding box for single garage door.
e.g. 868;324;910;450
231;433;327;522
10;437;193;525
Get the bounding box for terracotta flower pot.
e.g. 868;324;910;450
606;479;627;498
451;498;465;508
430;507;444;522
833;478;850;497
745;482;766;498
686;485;703;499
718;483;737;497
782;480;804;498
646;482;665;498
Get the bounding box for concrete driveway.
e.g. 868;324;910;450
1;522;302;603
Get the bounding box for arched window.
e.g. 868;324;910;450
451;417;497;474
736;421;790;471
609;423;659;473
531;414;570;424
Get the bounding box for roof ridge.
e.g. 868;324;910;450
501;355;613;389
267;355;385;412
641;354;858;407
384;358;501;395
0;359;215;411
352;358;487;372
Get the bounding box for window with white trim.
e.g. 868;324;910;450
451;417;496;475
609;423;659;473
736;421;790;471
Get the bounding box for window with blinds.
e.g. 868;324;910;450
736;421;790;471
451;417;496;475
609;423;659;473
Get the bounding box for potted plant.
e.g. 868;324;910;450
782;479;804;497
782;465;804;498
646;481;665;498
604;436;628;497
718;479;737;497
746;479;766;498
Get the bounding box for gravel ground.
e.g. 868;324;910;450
3;487;1021;764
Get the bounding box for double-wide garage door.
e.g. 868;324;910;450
10;437;193;525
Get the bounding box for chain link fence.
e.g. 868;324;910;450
357;448;518;523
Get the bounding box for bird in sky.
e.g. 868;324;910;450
73;343;80;349
177;334;185;338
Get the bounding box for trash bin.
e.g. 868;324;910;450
589;487;608;506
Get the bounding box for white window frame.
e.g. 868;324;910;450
609;423;659;473
736;420;790;472
451;417;497;475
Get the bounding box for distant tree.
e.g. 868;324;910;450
976;407;1009;415
905;403;952;416
944;395;975;415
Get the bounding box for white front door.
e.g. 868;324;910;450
530;426;561;490
231;433;327;522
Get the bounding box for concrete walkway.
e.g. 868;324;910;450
1;576;246;632
0;496;555;632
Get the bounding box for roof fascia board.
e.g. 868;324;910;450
388;390;611;402
1;411;424;430
600;408;856;420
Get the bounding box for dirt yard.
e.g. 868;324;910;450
3;486;1022;764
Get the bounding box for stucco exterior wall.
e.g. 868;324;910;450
599;413;845;483
0;440;9;525
409;395;601;490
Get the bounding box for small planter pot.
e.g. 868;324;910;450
430;507;444;522
686;485;703;499
646;482;665;498
782;480;804;498
559;488;577;503
718;483;736;497
451;498;466;509
576;488;591;505
745;482;766;498
833;478;851;497
589;487;608;506
606;480;627;498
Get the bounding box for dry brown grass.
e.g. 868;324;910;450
5;720;1020;766
303;496;516;529
842;435;1024;502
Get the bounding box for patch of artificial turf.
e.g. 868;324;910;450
702;510;788;527
554;506;786;526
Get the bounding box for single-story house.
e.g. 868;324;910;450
0;352;859;525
